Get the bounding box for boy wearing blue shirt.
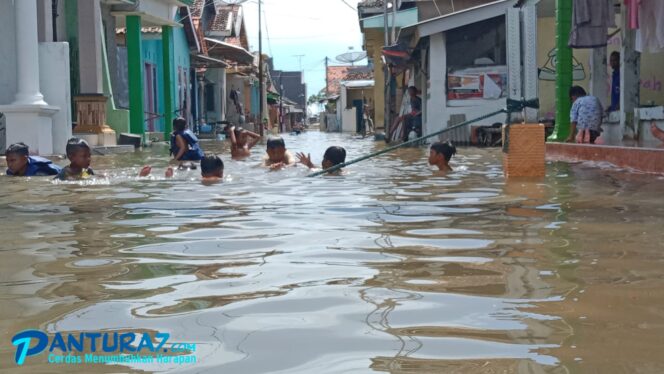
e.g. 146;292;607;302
5;142;61;176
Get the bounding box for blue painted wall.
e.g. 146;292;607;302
140;18;191;132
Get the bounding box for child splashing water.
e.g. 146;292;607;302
296;146;347;175
5;142;61;177
229;126;261;159
264;136;295;170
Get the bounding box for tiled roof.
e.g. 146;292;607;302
326;66;373;95
359;0;384;7
224;36;242;47
190;0;205;18
209;4;240;33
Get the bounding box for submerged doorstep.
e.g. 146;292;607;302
546;143;664;174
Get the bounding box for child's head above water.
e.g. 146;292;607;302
5;142;30;174
65;137;92;170
266;136;286;162
173;117;187;132
428;141;456;169
200;153;224;178
322;146;346;169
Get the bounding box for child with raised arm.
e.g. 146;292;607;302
296;146;347;175
428;141;456;172
55;138;95;180
263;136;295;170
4;142;61;176
138;154;222;184
229;126;260;159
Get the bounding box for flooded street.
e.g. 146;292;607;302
1;131;664;373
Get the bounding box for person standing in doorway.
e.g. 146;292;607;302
608;51;620;112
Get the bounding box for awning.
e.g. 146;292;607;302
398;0;512;47
191;54;228;69
205;37;254;65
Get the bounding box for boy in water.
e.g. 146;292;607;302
139;154;222;184
55;138;95;180
229;126;261;159
264;136;295;170
428;141;456;172
170;117;204;163
200;153;224;184
296;146;347;175
4;142;61;176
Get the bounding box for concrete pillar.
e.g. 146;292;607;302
426;32;446;136
590;48;609;109
13;0;47;106
78;0;103;94
37;0;53;42
126;15;145;135
506;7;522;104
550;0;573;141
522;6;539;122
162;25;175;136
620;5;640;134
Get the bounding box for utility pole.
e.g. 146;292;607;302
391;0;397;46
383;0;390;137
279;73;284;133
324;56;329;96
258;0;264;136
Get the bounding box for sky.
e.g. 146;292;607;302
239;0;367;99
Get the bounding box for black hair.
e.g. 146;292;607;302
65;137;91;157
430;141;456;162
200;153;224;175
408;86;418;93
5;142;29;157
569;86;587;98
266;136;285;149
173;117;187;132
323;146;346;166
610;51;620;58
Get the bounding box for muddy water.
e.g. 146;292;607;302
1;131;664;373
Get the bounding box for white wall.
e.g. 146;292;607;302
40;42;71;155
342;108;356;133
0;0;17;105
426;33;446;137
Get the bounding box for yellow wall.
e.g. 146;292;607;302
537;17;664;119
537;17;590;120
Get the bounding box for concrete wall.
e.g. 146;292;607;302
40;42;72;155
142;37;165;131
0;0;17;105
205;68;226;123
342;108;356;133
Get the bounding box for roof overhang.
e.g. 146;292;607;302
398;0;513;46
360;7;418;31
341;80;375;89
191;54;229;69
205;37;254;65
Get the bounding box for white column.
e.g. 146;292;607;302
506;7;522;103
427;32;446;136
13;0;47;105
78;0;103;94
590;48;609;109
522;6;539;122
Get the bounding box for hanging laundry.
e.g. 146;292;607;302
569;0;615;48
625;0;640;30
635;0;664;53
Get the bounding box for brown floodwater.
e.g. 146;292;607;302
1;131;664;373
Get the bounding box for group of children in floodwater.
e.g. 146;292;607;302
4;117;458;182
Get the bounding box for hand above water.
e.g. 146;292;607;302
139;166;152;177
269;162;285;171
296;152;314;169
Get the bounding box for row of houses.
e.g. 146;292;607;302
346;0;664;147
0;0;306;155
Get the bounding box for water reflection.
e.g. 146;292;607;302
1;132;663;373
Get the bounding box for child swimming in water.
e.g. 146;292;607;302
55;138;95;180
264;136;295;170
229;126;261;159
138;154;222;184
428;141;456;172
296;146;347;175
4;142;61;176
200;153;224;184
